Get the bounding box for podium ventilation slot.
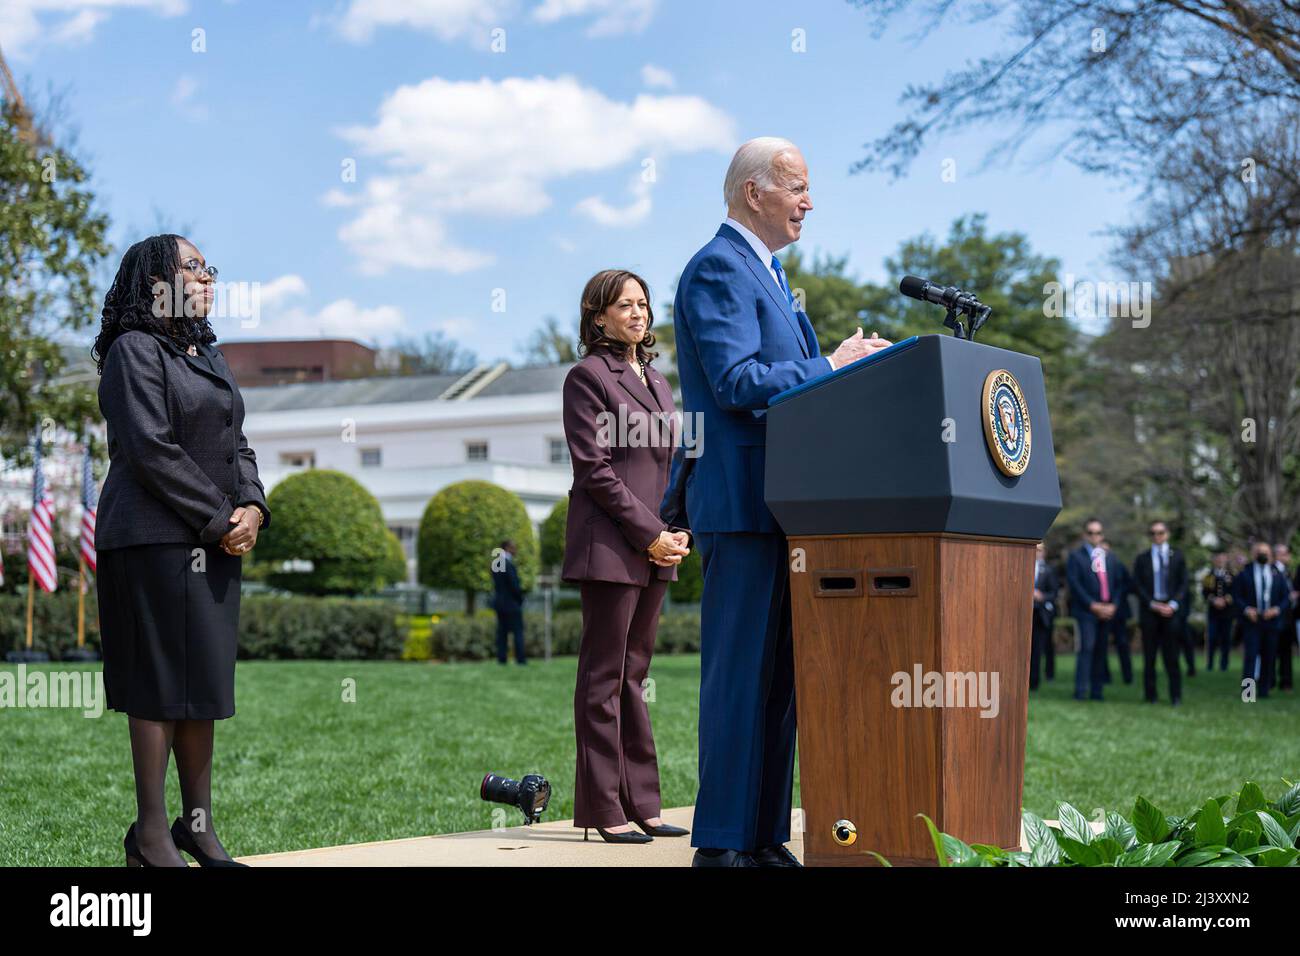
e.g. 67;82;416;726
867;567;917;596
815;571;861;597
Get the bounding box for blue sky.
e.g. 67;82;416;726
8;0;1134;362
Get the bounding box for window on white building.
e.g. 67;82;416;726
280;452;315;469
548;437;570;465
466;441;488;461
360;447;382;467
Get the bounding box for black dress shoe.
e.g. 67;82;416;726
124;823;174;868
584;826;653;844
752;843;802;867
170;818;249;867
692;848;758;867
633;818;689;837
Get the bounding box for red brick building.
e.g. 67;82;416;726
219;339;377;387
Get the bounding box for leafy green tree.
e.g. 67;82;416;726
380;529;409;586
0;104;110;458
254;470;396;595
418;480;537;614
539;496;568;571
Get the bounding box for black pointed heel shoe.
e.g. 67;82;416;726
170;818;249;867
633;818;689;837
124;822;173;868
583;826;653;844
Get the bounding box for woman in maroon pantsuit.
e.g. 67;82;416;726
563;269;692;844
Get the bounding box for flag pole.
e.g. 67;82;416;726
25;562;34;649
77;556;86;648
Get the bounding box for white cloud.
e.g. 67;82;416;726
335;0;515;43
330;74;735;273
334;0;657;43
533;0;657;36
216;274;405;341
575;175;653;227
640;63;674;89
170;74;208;120
0;0;186;58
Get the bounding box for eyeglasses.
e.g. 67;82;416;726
1150;529;1168;537
181;258;218;279
1085;528;1104;536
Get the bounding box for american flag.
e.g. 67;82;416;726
28;432;58;593
81;442;97;574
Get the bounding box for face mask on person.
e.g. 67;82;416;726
1255;554;1270;565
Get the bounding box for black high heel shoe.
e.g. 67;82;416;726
633;818;689;837
124;822;175;868
583;826;653;844
170;818;249;868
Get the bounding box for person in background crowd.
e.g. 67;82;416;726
1099;539;1133;685
1271;543;1296;691
491;539;527;665
1066;517;1120;701
1202;551;1235;671
1030;541;1059;691
1132;520;1188;706
1232;541;1291;699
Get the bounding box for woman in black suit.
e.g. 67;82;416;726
562;269;692;844
91;234;270;867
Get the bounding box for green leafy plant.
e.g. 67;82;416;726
911;779;1300;867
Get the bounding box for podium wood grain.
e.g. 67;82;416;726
788;532;1034;866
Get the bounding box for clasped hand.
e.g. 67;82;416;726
647;530;690;567
220;506;260;557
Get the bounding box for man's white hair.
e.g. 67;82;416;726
723;137;798;209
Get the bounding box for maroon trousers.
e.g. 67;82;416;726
572;577;668;828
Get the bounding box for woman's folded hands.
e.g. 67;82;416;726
647;529;690;567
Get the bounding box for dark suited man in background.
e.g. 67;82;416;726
1099;539;1133;685
1030;541;1059;691
1066;517;1120;701
1202;552;1235;671
1232;542;1290;699
1272;543;1296;692
1132;520;1188;705
491;539;527;665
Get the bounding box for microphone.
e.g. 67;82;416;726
898;275;992;340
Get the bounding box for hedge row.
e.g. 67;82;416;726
401;609;702;661
0;592;403;661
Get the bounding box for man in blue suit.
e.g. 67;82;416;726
667;137;891;867
491;539;526;665
1232;541;1291;699
1066;517;1121;701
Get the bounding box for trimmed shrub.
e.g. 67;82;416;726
253;469;398;595
237;594;404;659
417;480;537;614
539;496;568;571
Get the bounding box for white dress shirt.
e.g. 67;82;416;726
722;216;834;373
1150;542;1177;609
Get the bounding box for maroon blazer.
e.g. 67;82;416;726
562;346;680;586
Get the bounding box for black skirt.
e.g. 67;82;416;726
96;543;242;720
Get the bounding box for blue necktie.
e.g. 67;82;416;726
770;255;797;313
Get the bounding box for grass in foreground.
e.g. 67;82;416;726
1;651;1295;865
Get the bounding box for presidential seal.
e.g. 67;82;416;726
981;369;1031;477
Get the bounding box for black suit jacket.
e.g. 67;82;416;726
1232;565;1292;628
1132;547;1189;623
1033;562;1059;631
492;554;525;615
96;330;270;550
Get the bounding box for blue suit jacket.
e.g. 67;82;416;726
666;223;830;533
1066;543;1125;622
1232;565;1291;627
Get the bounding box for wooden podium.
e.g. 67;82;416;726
765;334;1061;866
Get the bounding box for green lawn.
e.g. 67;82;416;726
1;651;1296;865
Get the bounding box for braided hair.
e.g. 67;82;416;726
91;234;217;374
